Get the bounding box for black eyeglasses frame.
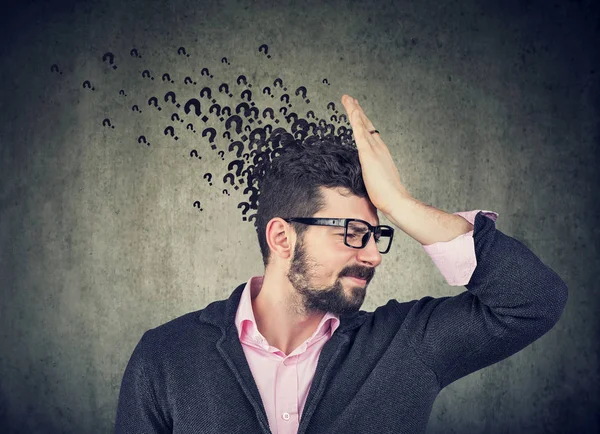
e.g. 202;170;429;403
281;217;394;254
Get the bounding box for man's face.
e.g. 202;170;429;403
285;188;383;316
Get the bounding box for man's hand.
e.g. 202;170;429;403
341;94;411;215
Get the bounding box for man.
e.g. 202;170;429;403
114;95;568;433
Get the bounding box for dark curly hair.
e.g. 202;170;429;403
252;131;371;269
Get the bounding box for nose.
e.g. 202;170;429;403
358;232;382;266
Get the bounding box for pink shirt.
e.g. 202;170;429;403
234;209;499;434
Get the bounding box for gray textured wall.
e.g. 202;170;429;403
0;0;598;432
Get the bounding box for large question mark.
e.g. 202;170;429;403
238;202;251;221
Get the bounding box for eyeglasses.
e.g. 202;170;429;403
282;217;394;254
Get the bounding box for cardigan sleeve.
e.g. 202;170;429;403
402;211;568;390
114;332;172;433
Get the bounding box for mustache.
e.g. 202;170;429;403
344;269;374;280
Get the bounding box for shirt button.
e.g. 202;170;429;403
282;412;290;421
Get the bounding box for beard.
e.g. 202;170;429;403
285;236;369;317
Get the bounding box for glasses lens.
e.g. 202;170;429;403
345;221;392;253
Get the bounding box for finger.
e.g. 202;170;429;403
354;101;388;150
354;99;377;135
341;96;366;141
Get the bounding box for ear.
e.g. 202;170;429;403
266;217;296;261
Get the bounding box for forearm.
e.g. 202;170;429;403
383;193;474;246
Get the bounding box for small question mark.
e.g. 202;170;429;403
164;126;178;140
50;64;62;75
190;150;201;160
102;52;117;69
323;78;330;85
178;47;190;57
258;44;271;59
218;150;225;160
119;89;126;96
82;80;95;91
204;173;213;186
193;201;203;211
102;118;114;129
148;97;162;111
131;105;141;113
221;57;230;65
223;189;229;196
138;136;150;146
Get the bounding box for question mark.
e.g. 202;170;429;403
193;201;203;211
204;173;213;186
50;64;62;75
238;202;251;221
323;78;330;85
102;118;114;129
218;150;225;160
164;126;179;140
82;80;95;91
138;136;150;146
102;52;117;69
178;47;190;57
148;97;162;111
258;44;271;59
295;86;310;103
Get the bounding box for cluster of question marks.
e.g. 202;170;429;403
52;43;350;222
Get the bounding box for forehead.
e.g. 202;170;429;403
314;186;380;227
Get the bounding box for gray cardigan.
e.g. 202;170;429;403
114;211;568;433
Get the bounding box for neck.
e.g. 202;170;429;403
251;272;325;355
